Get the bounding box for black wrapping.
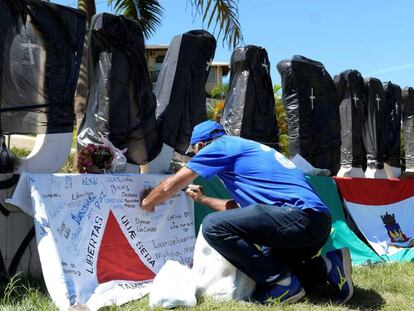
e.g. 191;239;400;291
362;78;386;169
383;82;402;168
402;87;414;170
157;30;216;155
221;45;278;148
77;13;162;165
0;0;85;134
277;55;341;175
334;70;366;168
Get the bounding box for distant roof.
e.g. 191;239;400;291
146;44;169;50
211;62;229;68
145;45;229;72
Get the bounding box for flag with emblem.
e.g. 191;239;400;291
335;177;414;258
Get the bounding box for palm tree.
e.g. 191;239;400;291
77;0;96;22
74;0;96;127
108;0;242;47
74;0;242;130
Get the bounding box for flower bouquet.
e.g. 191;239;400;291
77;144;113;174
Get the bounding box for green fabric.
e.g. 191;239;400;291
193;175;387;265
194;177;231;234
306;176;383;265
385;248;414;262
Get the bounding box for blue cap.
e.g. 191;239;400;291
186;121;225;154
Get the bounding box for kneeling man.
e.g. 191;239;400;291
141;120;353;304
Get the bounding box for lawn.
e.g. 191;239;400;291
1;262;414;311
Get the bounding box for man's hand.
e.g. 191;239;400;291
140;187;155;212
186;185;238;211
185;185;205;203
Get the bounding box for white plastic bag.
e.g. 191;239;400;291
192;226;256;301
101;136;127;173
149;260;197;308
290;154;331;176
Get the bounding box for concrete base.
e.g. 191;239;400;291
365;167;388;179
384;163;401;179
15;133;73;173
337;166;365;178
140;144;174;174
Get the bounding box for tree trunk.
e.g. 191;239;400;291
73;0;95;168
75;0;95;129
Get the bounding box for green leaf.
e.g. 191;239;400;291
193;0;243;49
107;0;243;48
107;0;164;39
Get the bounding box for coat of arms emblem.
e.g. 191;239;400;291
381;212;410;243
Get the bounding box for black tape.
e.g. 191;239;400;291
277;55;341;175
0;175;19;216
0;174;19;189
0;0;86;134
0;248;7;283
334;70;366;168
363;77;386;169
0;104;49;113
8;226;35;276
0;203;9;216
157;30;217;155
78;13;162;164
222;45;278;148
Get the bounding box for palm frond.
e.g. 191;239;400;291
77;0;96;23
193;0;243;48
107;0;164;39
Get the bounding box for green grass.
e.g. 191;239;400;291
10;147;31;158
1;262;414;311
59;152;76;173
0;275;57;311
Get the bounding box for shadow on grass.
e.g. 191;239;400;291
306;284;385;310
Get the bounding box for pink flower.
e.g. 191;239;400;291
87;144;95;153
77;143;114;173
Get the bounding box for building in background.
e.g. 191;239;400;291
145;44;229;96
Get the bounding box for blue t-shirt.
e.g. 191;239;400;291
186;135;329;213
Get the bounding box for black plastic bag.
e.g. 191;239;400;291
383;82;402;168
0;136;17;173
77;13;162;165
334;70;366;168
362;77;386;169
156;30;216;155
0;0;85;134
277;55;341;175
221;45;278;148
402;87;414;171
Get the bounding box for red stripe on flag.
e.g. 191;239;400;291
334;177;414;205
97;211;155;284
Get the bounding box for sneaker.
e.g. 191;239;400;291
254;274;306;304
324;247;354;303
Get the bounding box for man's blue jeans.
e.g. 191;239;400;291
202;204;332;288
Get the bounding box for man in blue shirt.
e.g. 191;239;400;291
141;120;353;304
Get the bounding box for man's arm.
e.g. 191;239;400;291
186;186;238;212
141;166;198;212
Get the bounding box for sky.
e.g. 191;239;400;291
53;0;414;87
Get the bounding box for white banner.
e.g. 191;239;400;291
19;174;195;310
